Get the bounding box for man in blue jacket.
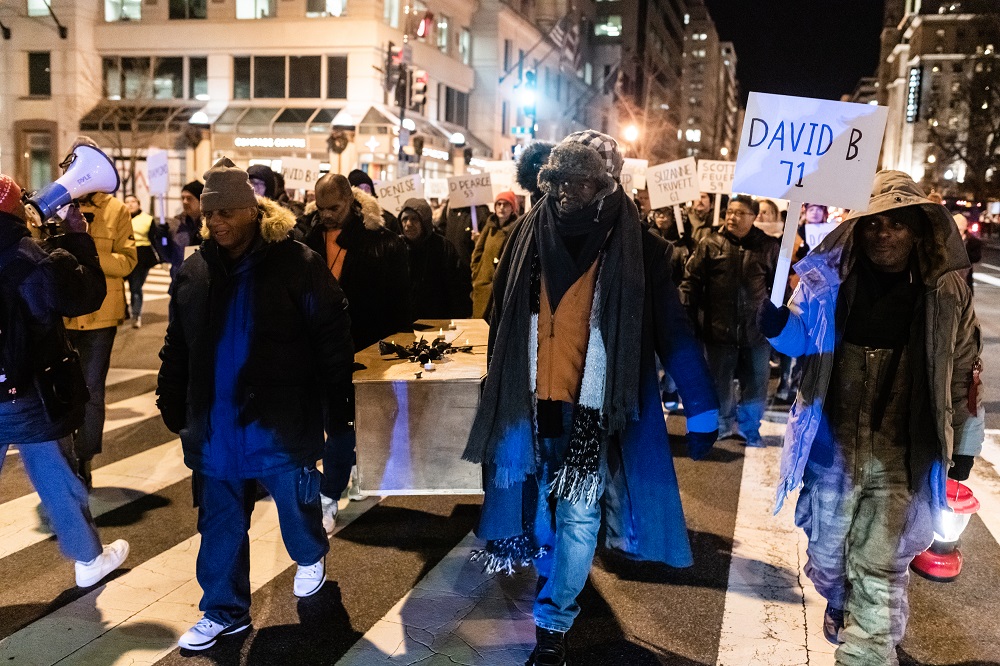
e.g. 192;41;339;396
463;132;719;666
157;158;354;651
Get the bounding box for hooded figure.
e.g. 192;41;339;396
758;170;984;665
463;131;719;666
399;197;471;319
348;168;402;234
157;157;354;651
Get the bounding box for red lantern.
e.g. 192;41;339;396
911;479;980;582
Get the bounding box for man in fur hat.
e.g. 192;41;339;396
157;158;354;651
464;131;720;666
758;170;984;665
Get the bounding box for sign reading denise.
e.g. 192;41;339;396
647;157;699;210
731;91;888;211
376;174;424;215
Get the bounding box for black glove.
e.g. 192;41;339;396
157;397;186;434
757;300;790;338
949;455;975;481
687;430;719;461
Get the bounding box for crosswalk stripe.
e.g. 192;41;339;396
974;272;1000;287
106;369;158;387
969;431;1000;546
0;439;189;561
0;496;377;665
104;391;161;432
717;420;835;666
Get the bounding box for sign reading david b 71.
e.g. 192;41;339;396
731;92;888;211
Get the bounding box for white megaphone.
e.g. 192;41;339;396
26;145;120;220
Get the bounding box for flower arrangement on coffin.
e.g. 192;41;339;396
378;335;473;364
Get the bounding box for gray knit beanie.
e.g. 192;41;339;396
201;157;257;212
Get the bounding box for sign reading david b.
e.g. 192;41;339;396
280;157;323;191
731;92;888;211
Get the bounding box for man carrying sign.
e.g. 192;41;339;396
757;171;984;664
463;131;719;666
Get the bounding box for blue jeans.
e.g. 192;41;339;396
0;438;102;562
705;342;770;444
66;327;117;461
532;403;605;633
196;467;329;626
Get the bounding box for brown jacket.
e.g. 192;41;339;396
536;260;599;404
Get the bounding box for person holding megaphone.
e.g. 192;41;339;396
51;137;137;490
0;173;130;589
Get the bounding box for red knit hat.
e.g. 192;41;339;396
494;190;519;215
0;174;23;216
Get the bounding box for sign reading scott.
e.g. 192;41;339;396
697;160;735;194
731;92;888;211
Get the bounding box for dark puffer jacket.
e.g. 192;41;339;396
0;216;106;444
157;199;354;479
680;226;779;347
294;189;411;351
399;198;471;320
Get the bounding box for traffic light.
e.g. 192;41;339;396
385;41;404;92
410;69;428;107
521;70;537;117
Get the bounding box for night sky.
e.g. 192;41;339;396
703;0;887;103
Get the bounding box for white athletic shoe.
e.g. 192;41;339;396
320;493;338;535
75;539;129;587
293;559;326;598
178;616;251;651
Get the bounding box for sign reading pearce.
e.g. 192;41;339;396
447;173;494;207
731;92;888;211
647;157;699;209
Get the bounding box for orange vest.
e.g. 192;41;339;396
536;260;599;404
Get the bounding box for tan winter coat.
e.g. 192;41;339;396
64;193;137;330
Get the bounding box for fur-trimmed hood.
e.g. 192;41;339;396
516;141;555;197
201;196;296;243
353;187;385;230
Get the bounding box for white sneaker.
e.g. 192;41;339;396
75;539;129;587
178;616;251;651
347;465;364;501
320;493;338;535
293;559;326;598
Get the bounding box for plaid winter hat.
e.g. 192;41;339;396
561;130;624;180
0;174;22;216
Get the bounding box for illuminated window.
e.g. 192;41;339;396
685;128;701;142
237;0;276;19
307;0;345;17
27;0;48;16
437;15;450;53
383;0;399;27
105;0;142;20
594;15;622;37
459;28;472;65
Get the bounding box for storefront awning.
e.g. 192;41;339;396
79;103;205;134
209;105;342;135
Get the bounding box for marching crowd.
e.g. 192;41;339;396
0;129;985;666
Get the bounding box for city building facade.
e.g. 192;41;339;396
878;0;1000;202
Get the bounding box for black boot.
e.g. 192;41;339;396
78;459;93;493
823;604;844;645
528;626;566;666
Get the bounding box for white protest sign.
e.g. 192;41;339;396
424;177;449;201
279;157;323;191
731;92;888;211
376;174;424;215
804;221;840;249
697;160;735;194
620;158;649;192
447;173;494;208
480;160;527;197
146;149;169;196
647;157;699;210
